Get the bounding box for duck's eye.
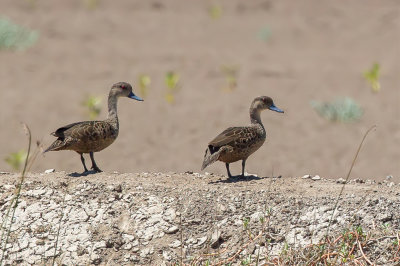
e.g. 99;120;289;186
120;85;126;89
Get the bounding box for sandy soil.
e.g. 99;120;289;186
0;0;399;181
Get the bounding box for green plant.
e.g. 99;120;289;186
241;254;252;265
257;26;271;42
164;71;180;104
243;217;250;231
4;150;27;171
0;17;38;50
1;124;42;264
221;65;239;91
83;0;100;9
82;95;102;119
208;5;222;19
322;125;376;258
311;97;363;122
363;63;380;93
138;74;151;99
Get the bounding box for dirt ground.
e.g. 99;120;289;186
0;0;399;181
0;171;399;265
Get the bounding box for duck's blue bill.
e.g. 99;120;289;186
269;104;284;113
128;92;143;101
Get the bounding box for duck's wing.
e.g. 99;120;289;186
45;121;107;152
51;121;95;138
209;126;254;147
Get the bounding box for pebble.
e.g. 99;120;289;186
169;240;181;248
210;230;222;249
337;178;346;184
44;169;55;174
165;225;179;234
196;236;207;247
311;175;321;181
302;174;311;179
163;250;172;260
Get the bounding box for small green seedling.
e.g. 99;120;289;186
209;5;222;19
82;95;102;119
363;63;380;93
0;17;38;50
258;26;271;42
84;0;100;9
311;97;363;122
221;65;239;91
164;71;180;104
138;74;151;98
4;150;27;171
242;217;250;230
24;0;37;8
241;255;252;265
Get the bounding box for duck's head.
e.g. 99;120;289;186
111;82;143;101
252;96;284;113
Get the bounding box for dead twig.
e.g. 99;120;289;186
358;240;373;265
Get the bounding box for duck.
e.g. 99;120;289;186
44;82;143;173
201;96;283;178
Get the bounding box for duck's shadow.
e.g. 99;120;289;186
68;170;100;177
209;175;273;184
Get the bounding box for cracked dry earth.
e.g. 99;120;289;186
0;171;399;265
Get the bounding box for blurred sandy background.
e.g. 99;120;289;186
0;0;399;181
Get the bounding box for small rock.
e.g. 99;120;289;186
122;233;135;241
165;226;179;234
163;250;172;260
3;184;15;190
186;237;197;244
311;175;321;181
93;241;106;250
196;236;207;246
337;178;346;184
386;175;393;180
169;240;181;248
210;230;222;249
377;213;392;223
123;243;132;250
44;169;55;174
302;174;311;179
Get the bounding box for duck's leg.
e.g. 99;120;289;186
225;163;233;178
241;159;247;177
89;152;102;172
79;153;89;172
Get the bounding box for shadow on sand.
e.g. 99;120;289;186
68;170;100;177
208;175;281;184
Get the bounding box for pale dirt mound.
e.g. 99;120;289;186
0;171;399;265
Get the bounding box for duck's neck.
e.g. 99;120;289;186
107;92;119;123
250;106;263;125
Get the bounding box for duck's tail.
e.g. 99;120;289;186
44;139;64;153
201;146;222;170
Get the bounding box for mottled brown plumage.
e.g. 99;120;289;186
201;96;284;178
45;82;143;173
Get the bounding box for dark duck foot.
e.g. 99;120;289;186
91;166;102;173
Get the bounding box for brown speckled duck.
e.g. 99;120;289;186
201;96;284;178
45;82;143;173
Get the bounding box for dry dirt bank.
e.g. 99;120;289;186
0;171;399;265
